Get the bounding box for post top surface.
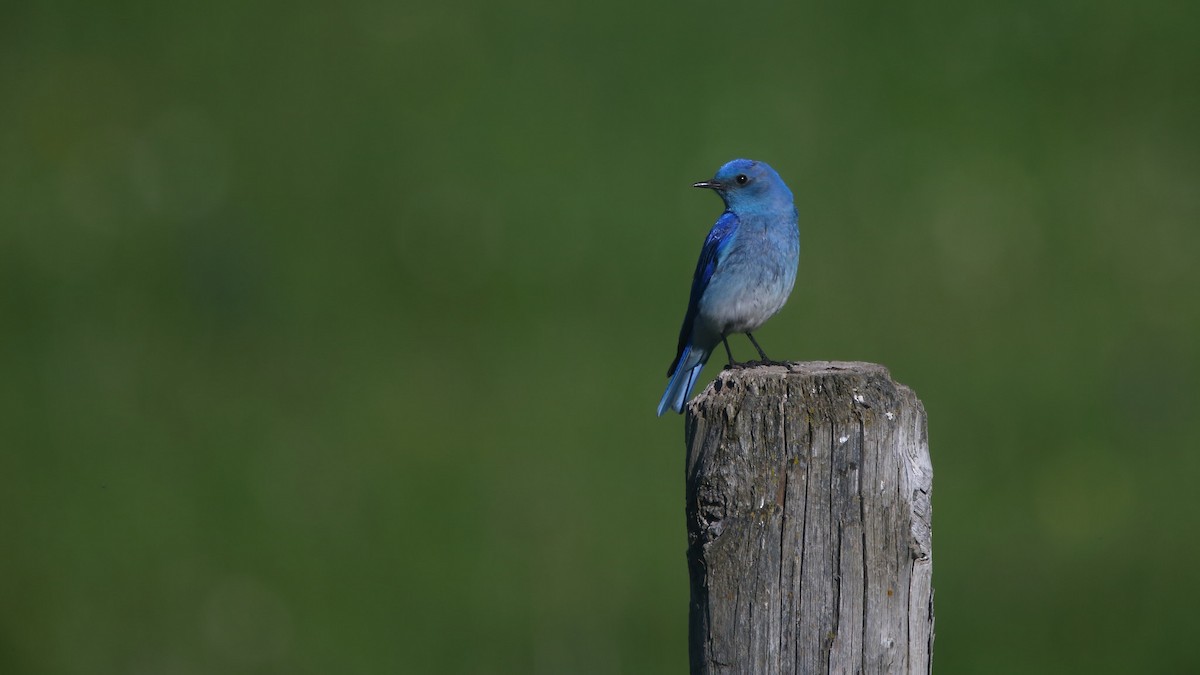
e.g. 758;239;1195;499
689;361;902;412
714;360;890;380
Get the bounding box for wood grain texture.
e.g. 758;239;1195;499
684;361;933;674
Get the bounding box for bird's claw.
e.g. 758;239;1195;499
724;357;792;367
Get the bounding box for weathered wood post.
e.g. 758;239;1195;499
685;361;933;674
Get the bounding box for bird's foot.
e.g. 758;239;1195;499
724;359;791;371
737;358;791;369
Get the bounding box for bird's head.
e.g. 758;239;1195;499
693;158;793;212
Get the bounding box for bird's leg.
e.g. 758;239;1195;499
746;332;770;362
746;332;786;366
721;336;744;370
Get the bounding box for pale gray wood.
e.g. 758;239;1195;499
684;361;933;674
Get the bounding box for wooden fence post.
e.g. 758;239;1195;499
684;361;933;674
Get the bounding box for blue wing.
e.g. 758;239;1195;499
666;211;739;376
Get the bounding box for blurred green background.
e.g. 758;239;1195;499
2;1;1198;672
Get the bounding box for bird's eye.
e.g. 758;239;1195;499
735;174;749;185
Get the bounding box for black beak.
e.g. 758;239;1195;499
692;180;722;190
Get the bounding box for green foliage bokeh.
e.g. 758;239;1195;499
2;1;1198;672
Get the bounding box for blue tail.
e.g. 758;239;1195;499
656;345;709;416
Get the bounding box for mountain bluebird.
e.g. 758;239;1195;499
656;159;800;416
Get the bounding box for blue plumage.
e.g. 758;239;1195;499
657;159;800;416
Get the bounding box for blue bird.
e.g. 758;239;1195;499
657;159;800;416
